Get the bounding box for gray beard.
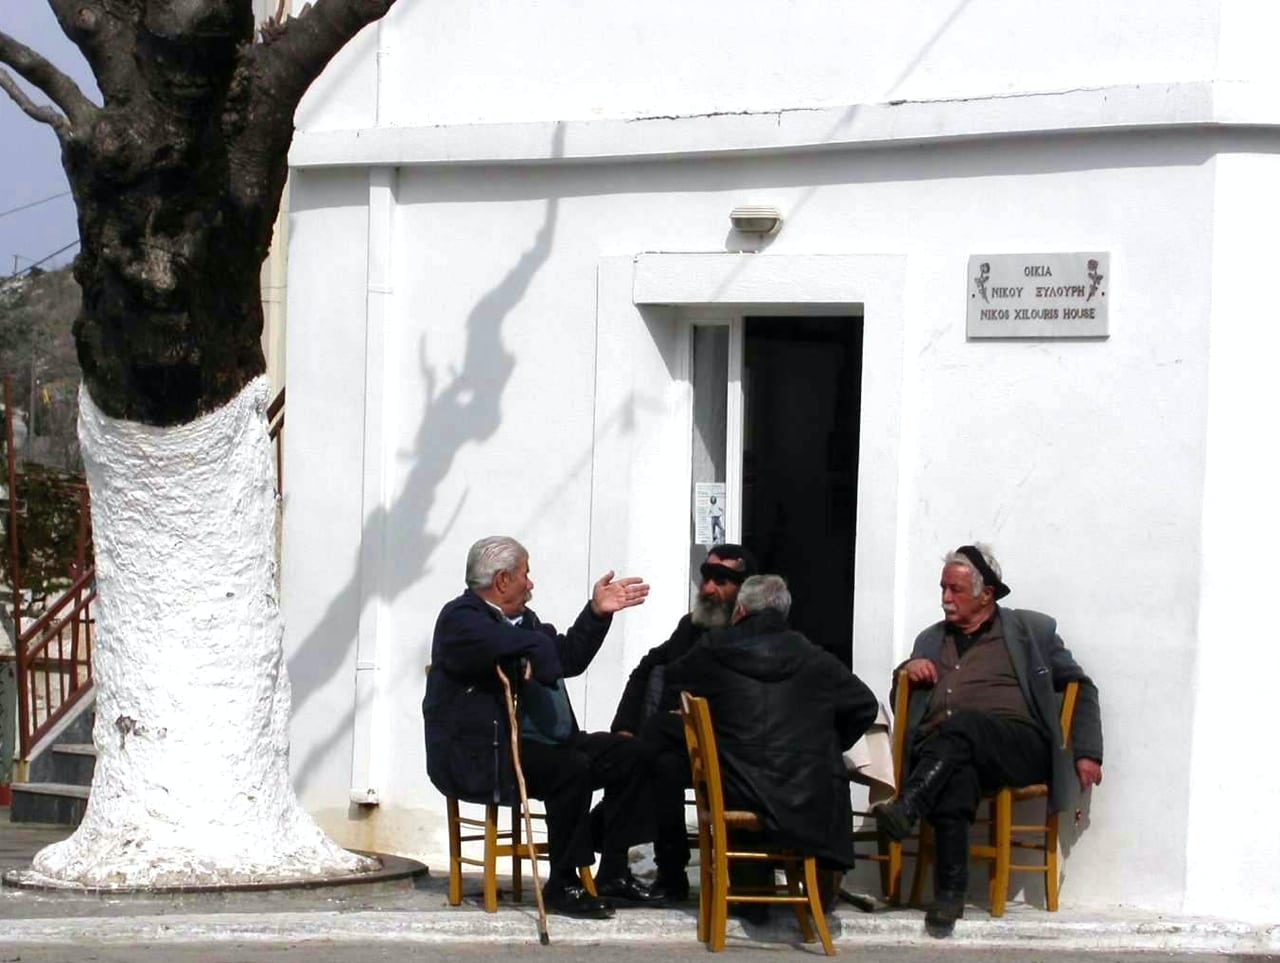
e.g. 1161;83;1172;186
690;595;733;629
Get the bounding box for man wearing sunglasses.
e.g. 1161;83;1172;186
609;544;756;901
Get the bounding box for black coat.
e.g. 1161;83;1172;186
665;611;878;867
610;612;702;733
422;589;612;805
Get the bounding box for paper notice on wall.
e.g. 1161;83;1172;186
694;482;727;547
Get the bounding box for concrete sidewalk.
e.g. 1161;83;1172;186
3;814;1277;954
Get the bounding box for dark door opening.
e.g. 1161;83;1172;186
742;316;863;665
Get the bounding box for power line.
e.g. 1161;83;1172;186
0;191;71;222
7;240;79;278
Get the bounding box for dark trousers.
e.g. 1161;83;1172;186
911;711;1050;892
520;730;653;887
637;711;694;877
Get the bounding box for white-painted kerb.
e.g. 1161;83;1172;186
32;378;374;888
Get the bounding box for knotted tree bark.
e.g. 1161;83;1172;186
1;0;397;887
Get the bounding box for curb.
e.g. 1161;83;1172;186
1;906;1277;952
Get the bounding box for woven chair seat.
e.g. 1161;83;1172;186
722;810;763;830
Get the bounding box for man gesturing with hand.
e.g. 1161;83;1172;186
425;536;662;919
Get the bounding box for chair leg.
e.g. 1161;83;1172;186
803;857;836;956
483;803;500;913
579;865;597;897
510;804;524;904
989;790;1012;917
886;840;903;905
710;837;731;952
785;862;815;943
697;829;713;944
446;797;463;906
1045;811;1061;912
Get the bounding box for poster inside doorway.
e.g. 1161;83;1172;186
694;483;726;546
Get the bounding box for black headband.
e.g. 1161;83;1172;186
954;545;1011;600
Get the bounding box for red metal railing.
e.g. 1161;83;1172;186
15;565;96;759
9;385;286;766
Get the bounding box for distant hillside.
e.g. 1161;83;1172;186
0;266;82;472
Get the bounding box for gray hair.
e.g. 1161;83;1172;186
736;574;792;618
465;536;528;590
943;542;1001;598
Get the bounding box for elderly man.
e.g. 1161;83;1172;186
876;544;1104;937
666;574;879;874
609;544;756;900
424;536;663;919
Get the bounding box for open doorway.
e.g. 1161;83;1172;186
742;316;863;665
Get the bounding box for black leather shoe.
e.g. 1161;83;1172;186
594;873;669;907
544;882;615;919
924;889;965;938
656;872;691;903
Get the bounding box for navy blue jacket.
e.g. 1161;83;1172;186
423;589;612;804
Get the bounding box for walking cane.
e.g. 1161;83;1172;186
496;664;551;946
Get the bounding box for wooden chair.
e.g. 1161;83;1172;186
849;667;915;903
910;679;1081;916
445;797;596;912
679;692;836;955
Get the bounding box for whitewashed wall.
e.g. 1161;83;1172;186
282;0;1280;924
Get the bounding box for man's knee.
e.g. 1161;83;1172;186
526;745;592;803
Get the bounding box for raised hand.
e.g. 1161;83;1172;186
590;570;650;616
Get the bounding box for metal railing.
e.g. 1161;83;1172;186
15;565;96;759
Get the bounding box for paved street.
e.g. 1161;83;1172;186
0;945;1277;963
2;815;1277;960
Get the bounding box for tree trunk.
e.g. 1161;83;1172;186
30;377;373;888
2;0;398;887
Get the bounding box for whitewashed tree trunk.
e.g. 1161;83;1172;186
30;377;374;888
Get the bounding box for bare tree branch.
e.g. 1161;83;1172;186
0;27;95;127
0;65;68;131
256;0;397;108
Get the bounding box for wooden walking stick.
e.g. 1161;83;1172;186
496;664;551;945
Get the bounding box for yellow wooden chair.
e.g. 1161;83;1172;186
850;667;915;903
680;692;835;955
445;797;595;912
909;679;1081;916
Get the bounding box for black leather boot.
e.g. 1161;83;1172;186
925;817;968;938
875;758;952;841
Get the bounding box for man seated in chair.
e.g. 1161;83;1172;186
424;535;667;919
610;543;757;900
665;574;880;902
876;544;1104;937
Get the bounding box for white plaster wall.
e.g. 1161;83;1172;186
282;124;1229;913
1183;146;1280;923
298;0;1232;132
281;169;372;838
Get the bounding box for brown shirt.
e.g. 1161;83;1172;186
921;611;1033;731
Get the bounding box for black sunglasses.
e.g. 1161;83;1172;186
700;562;746;586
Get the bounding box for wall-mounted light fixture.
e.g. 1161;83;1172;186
729;205;783;235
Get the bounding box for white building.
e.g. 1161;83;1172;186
280;0;1280;922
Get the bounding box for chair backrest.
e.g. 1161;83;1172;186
890;668;912;789
680;692;727;831
1058;680;1079;749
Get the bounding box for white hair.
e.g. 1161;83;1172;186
943;543;1001;598
465;536;527;590
736;574;792;618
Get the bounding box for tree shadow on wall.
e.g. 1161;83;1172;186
285;127;564;790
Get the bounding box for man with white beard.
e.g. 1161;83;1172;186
610;544;756;900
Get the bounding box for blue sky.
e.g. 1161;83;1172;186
0;7;97;277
